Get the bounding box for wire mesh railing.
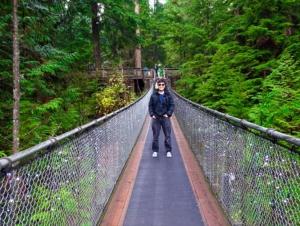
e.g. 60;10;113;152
87;68;154;79
172;91;300;226
2;82;300;226
0;89;152;226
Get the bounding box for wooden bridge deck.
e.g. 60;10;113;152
99;115;229;226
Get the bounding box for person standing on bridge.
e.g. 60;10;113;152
158;64;164;78
148;78;175;158
154;64;158;77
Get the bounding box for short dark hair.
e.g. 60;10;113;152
157;78;166;84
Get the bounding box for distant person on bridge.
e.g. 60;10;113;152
143;66;149;76
158;64;164;78
154;64;158;77
148;78;175;158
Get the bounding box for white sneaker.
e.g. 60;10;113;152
167;152;172;158
152;152;158;157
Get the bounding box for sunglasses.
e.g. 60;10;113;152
158;83;165;86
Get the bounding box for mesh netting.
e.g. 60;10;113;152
0;89;152;226
2;84;300;226
173;92;300;226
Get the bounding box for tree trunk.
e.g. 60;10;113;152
12;0;20;154
135;0;142;72
91;2;101;69
154;0;158;12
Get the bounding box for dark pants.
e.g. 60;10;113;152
152;117;172;152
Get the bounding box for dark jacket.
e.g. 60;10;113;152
148;90;175;117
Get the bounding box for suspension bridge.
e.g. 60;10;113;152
1;82;300;226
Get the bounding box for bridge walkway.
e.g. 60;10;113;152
100;115;229;226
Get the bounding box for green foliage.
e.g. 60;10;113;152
93;73;136;116
99;0;143;64
0;0;141;155
249;52;300;136
140;0;167;67
30;186;73;225
163;0;300;138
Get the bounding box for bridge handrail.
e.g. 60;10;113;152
87;68;154;78
87;68;180;78
171;88;300;225
0;90;149;171
0;87;152;226
172;91;300;148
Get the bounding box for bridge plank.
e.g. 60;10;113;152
123;116;204;226
171;115;230;226
99;116;151;226
99;113;229;226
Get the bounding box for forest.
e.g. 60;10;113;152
1;0;300;157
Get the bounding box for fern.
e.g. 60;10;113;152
249;52;300;135
36;98;64;114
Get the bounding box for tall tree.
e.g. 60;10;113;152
91;2;101;68
0;0;148;155
140;0;166;67
12;0;20;154
135;0;142;70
